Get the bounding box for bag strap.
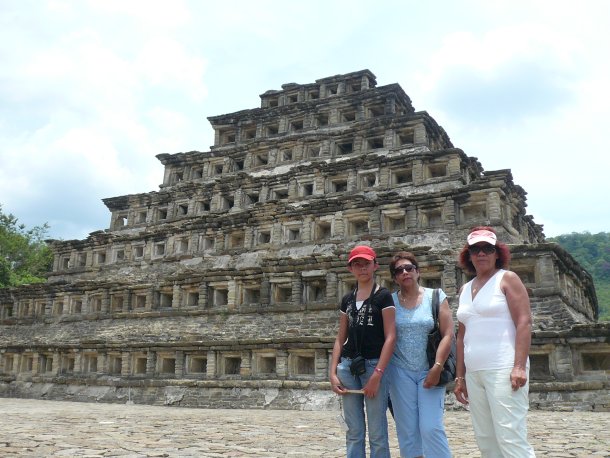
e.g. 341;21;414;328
431;288;440;331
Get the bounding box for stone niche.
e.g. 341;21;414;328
0;69;607;411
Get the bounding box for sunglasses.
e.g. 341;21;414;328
394;264;417;274
468;245;496;255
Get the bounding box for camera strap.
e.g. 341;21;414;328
350;283;377;357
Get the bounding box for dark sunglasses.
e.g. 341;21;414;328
468;245;496;255
394;264;417;274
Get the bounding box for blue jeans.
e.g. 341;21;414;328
337;357;391;458
387;364;451;458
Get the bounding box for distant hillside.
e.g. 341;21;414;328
548;232;610;321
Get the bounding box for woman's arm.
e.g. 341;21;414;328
453;321;469;404
329;313;349;395
502;270;533;390
424;297;455;388
362;306;396;398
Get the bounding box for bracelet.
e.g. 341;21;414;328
374;367;384;375
434;361;442;367
455;376;465;382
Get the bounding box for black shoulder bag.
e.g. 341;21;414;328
426;288;457;386
349;284;376;376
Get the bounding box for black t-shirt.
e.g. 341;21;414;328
340;286;394;359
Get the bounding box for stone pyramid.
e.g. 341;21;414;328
0;70;603;410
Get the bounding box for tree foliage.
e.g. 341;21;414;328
549;231;610;321
0;205;53;288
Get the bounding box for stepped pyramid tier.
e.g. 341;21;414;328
0;70;606;411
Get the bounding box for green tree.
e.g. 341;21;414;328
0;205;53;288
549;231;610;321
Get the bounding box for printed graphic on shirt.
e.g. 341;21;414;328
347;303;374;327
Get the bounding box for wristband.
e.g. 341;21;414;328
455;376;465;382
374;367;384;375
434;361;442;367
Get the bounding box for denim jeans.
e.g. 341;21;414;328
337;357;391;458
466;367;535;458
387;364;451;458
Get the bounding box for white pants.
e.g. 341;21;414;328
466;367;535;458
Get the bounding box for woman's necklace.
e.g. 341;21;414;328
472;270;498;296
471;279;481;295
472;278;486;296
398;287;420;309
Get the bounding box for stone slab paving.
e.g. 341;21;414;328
0;399;607;457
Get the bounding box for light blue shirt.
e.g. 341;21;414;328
391;288;447;371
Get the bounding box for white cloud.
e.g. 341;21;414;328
0;0;608;240
136;38;207;99
87;0;191;28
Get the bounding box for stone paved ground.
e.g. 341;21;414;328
0;399;608;457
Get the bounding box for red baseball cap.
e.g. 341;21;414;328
348;245;377;264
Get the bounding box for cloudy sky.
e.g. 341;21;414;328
1;0;609;241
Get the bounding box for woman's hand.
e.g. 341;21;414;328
510;365;528;391
454;378;469;405
330;373;347;395
362;371;381;398
423;364;441;388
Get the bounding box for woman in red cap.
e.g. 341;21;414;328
329;244;396;458
454;226;535;457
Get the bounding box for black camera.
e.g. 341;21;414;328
349;355;366;376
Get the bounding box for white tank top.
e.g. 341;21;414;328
457;270;523;372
